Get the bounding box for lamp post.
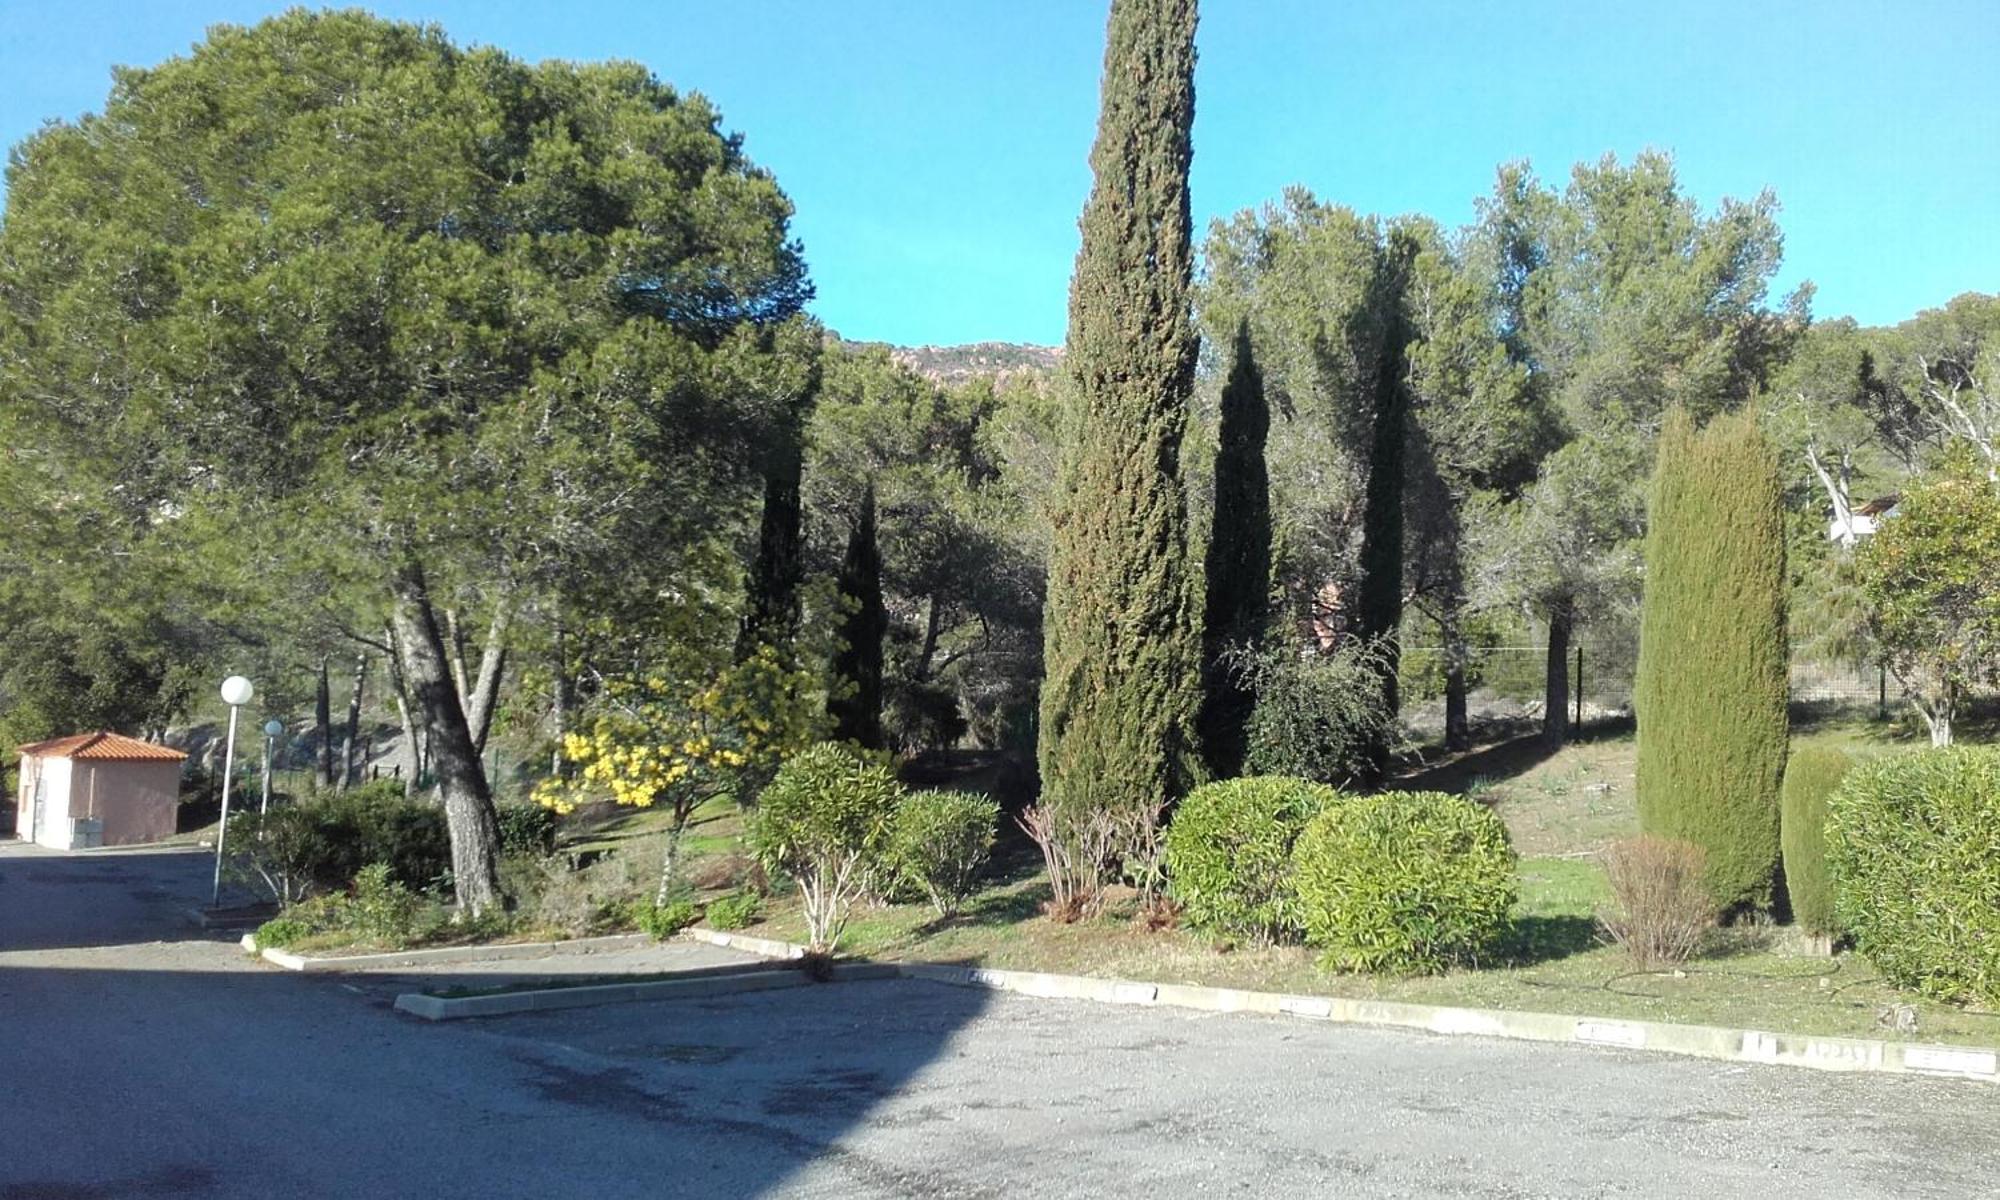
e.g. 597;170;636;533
260;719;284;816
212;675;254;907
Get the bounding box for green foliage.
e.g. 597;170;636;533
1352;232;1417;748
887;789;999;917
1826;748;2000;1005
229;790;449;902
1780;746;1854;938
805;343;1046;756
828;481;888;749
633;897;701;940
1039;0;1205;828
1635;408;1789;913
1234;640;1395;786
705;890;762;931
1856;450;2000;745
1291;791;1518;974
494;804;559;859
1199;321;1274;779
254;916;310;949
749;742;903;950
0;9;818;914
255;862;436;949
1164;776;1341;941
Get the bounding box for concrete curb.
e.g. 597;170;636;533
680;926;808;959
391;962;900;1021
690;927;2000;1085
247;932;652;973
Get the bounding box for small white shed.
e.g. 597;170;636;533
16;732;186;850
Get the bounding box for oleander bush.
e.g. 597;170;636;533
888;789;999;917
1826;747;2000;1005
749;742;902;951
1164;775;1342;941
1290;790;1517;974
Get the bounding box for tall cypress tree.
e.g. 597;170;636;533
1199;319;1271;779
828;481;887;750
736;332;823;664
1352;233;1416;766
1039;0;1204;820
1635;407;1789;914
736;438;805;662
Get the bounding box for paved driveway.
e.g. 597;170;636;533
3;843;1997;1198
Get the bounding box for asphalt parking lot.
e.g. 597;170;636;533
4;843;1997;1198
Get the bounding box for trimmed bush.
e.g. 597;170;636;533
1781;745;1855;940
1290;790;1517;974
1598;835;1716;969
888;789;999;917
1634;408;1789;914
495;804;559;858
1164;776;1341;940
749;742;902;951
706;889;761;931
1826;748;2000;1005
229;790;449;902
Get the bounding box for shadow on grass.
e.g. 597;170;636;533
1391;715;1636;798
1495;914;1602;968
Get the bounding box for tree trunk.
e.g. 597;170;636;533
1542;600;1573;750
383;628;422;800
314;656;334;789
338;653;367;792
389;562;503;915
445;608;472;705
550;614;573;779
1441;609;1471;753
462;603;511;757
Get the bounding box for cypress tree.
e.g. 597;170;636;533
1635;407;1789;914
828;481;887;750
736;436;805;663
1780;744;1852;943
1039;0;1204;821
1199;319;1271;779
1352;234;1416;768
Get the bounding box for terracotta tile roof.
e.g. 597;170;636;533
17;732;187;762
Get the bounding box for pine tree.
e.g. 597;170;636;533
1635;407;1789;914
1039;0;1204;821
1199;320;1272;779
828;481;887;750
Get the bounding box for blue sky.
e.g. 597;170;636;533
2;1;1994;347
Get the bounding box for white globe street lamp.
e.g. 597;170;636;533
260;719;284;816
212;675;254;907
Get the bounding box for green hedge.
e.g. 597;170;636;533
1780;745;1854;938
1291;790;1517;974
1826;747;2000;1005
1164;776;1341;940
